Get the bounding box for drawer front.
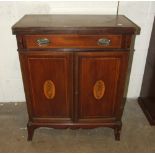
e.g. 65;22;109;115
24;35;122;49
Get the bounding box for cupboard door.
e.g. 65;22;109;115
19;52;73;121
76;52;129;121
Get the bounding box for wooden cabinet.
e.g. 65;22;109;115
12;15;140;141
138;17;155;125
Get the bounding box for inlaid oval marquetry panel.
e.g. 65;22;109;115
43;80;55;99
93;80;105;100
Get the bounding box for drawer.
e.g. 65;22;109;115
24;35;122;49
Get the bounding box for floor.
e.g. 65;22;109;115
0;99;155;152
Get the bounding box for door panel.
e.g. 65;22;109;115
20;52;73;120
76;52;129;121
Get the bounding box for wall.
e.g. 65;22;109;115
0;1;154;102
119;1;155;98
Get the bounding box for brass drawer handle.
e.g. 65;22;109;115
97;38;111;46
37;38;51;46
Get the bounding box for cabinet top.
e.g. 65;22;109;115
12;14;140;35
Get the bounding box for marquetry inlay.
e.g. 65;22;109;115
43;80;55;99
93;80;105;100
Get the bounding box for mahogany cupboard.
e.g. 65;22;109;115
138;18;155;125
12;15;140;140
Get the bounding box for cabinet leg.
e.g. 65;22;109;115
114;125;122;141
27;123;35;141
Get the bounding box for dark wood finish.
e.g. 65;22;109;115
138;17;155;125
12;15;140;141
24;34;122;49
19;52;73;120
76;52;129;121
12;15;140;35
